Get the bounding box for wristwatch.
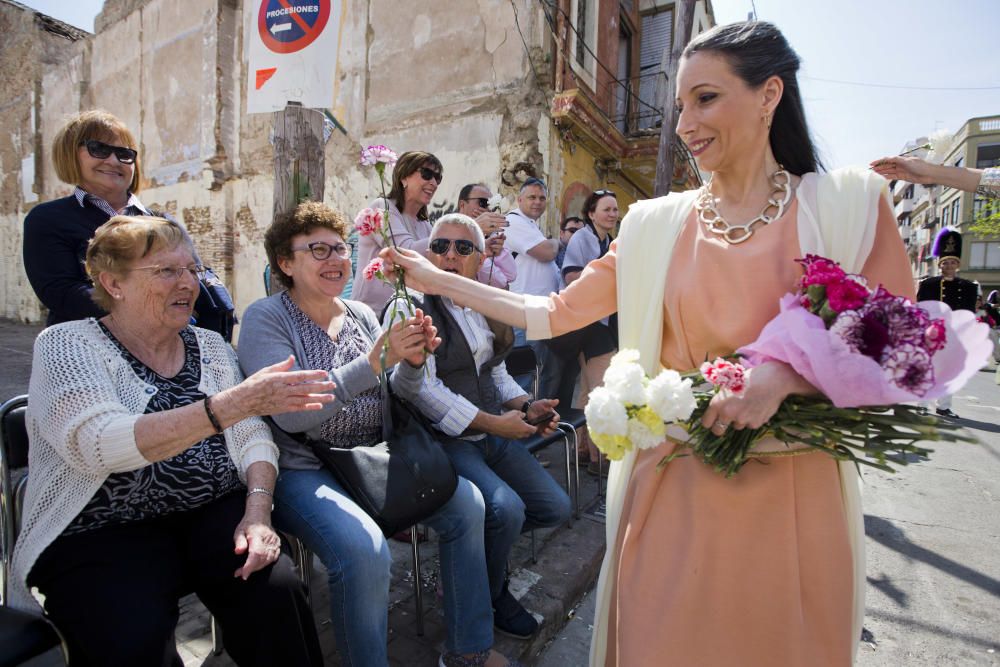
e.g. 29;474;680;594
520;399;533;415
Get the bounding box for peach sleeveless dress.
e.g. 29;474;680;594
543;197;914;666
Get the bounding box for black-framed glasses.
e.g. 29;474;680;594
463;197;490;209
291;241;353;260
130;264;206;281
429;238;477;256
418;167;443;184
82;139;138;164
593;189;616;198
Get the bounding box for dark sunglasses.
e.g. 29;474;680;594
82;139;137;164
463;197;490;209
593;189;616;198
418;167;443;184
429;238;477;256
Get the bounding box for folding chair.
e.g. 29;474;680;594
504;346;578;561
1;395;68;665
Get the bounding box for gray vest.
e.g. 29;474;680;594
416;295;515;438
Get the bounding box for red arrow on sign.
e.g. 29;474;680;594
255;67;278;89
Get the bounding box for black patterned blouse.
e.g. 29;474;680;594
283;292;383;449
64;325;241;534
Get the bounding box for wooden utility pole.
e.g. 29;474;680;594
270;102;325;293
653;0;696;197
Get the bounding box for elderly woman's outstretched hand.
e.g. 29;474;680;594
223;356;335;419
378;246;444;295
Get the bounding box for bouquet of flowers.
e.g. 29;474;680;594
586;255;991;477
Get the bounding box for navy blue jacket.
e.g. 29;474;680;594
22;195;110;326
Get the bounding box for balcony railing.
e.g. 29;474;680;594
605;71;668;137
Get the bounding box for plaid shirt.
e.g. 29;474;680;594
73;187;151;218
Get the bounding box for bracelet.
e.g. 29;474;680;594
203;396;224;434
246;487;274;499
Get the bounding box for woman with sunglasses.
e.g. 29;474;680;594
23;109;150;326
238;202;513;667
352;150;444;312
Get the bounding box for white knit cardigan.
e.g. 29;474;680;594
10;318;279;612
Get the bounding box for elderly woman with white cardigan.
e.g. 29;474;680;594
11;215;331;667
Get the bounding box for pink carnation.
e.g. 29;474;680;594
360;144;398;168
924;319;947;353
797;254;847;288
363;258;384;281
826;278;870;313
354;207;384;236
700;358;747;394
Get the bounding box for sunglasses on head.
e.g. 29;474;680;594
418;167;443;184
82;139;137;164
429;238;477;256
593;189;616;198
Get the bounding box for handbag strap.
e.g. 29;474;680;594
341;299;395;440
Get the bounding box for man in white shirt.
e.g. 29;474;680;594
388;213;572;641
504;178;560;299
503;178;568;399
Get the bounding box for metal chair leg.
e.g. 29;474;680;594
211;614;223;655
411;524;424;636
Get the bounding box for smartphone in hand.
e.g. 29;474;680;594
526;411;557;426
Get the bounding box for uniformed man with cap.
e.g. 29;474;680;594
917;227;977;417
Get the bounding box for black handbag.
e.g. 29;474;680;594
303;382;458;537
283;301;458;537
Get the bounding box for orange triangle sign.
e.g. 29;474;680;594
255;68;277;90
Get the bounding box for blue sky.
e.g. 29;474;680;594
18;0;1000;170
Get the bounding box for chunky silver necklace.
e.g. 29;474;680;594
695;168;792;244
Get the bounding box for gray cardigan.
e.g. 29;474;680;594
236;292;421;470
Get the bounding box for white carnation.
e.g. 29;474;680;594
584;386;628;436
646;369;697;422
610;349;641;367
602;361;648;406
627;418;664;451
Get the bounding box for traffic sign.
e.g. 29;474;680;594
257;0;331;55
246;0;344;113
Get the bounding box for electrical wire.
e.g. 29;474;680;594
802;76;1000;91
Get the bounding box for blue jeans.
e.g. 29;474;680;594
513;327;564;401
445;435;572;601
273;468;493;666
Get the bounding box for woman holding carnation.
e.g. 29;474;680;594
351;150;443;312
381;21;914;666
238;202;524;667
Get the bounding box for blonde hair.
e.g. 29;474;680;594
86;215;190;310
52;109;142;193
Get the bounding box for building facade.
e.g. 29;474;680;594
893;115;1000;296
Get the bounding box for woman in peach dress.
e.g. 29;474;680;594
384;21;913;667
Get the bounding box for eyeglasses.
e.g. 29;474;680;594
593;189;616;198
418;167;443;184
564;225;582;234
130;264;206;281
463;197;490;209
82;139;138;164
429;238;478;256
291;241;353;261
